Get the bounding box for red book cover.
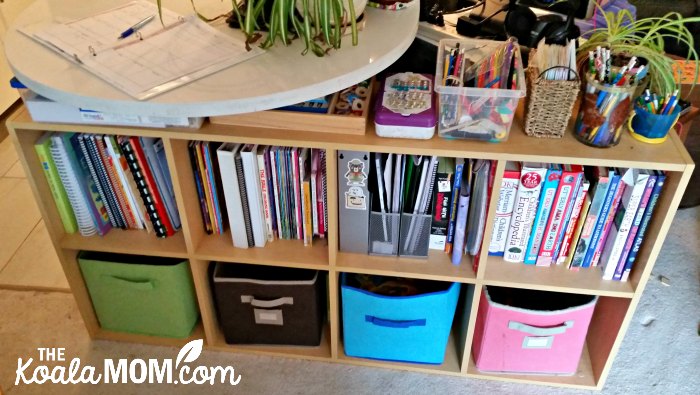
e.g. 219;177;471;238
95;135;137;229
292;148;303;240
537;165;583;266
129;136;175;236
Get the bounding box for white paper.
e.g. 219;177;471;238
20;0;263;100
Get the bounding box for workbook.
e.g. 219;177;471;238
19;0;263;99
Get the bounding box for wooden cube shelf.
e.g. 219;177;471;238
6;105;694;390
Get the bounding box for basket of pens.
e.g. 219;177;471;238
574;49;647;148
524;42;580;138
628;89;682;144
435;38;526;142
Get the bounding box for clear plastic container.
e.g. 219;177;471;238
574;73;635;148
435;39;526;142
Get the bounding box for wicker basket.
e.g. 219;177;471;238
524;50;581;138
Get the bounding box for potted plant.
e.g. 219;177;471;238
573;4;700;147
159;0;366;56
576;5;700;95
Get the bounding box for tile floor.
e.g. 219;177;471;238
0;137;69;292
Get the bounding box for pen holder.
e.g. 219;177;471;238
524;51;580;138
398;213;431;258
574;74;636;148
368;203;401;256
628;104;681;144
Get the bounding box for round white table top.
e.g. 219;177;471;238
6;0;419;117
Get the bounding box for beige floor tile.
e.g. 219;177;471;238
0;179;40;271
3;160;25;178
0;138;19;177
0;221;68;291
0;177;22;200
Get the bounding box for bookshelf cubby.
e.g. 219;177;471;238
6;105;694;390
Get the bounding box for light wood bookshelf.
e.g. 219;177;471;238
6;105;694;390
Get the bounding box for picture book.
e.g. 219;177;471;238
601;168;650;280
613;170;656;281
621;170;665;282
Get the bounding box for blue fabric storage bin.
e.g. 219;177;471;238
341;274;461;364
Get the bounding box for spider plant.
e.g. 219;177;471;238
577;3;700;95
160;0;360;56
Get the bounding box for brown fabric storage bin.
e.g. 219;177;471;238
212;262;326;346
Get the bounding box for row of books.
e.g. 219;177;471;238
35;132;181;238
189;142;328;247
489;163;665;282
365;153;493;268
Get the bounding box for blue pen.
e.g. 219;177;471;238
662;89;679;115
117;14;155;40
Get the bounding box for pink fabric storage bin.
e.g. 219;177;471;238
472;286;597;375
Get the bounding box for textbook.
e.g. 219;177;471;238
488;161;520;256
523;164;561;265
503;163;547;263
35;132;78;234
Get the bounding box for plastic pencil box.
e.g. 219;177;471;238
434;39;526;142
374;72;437;139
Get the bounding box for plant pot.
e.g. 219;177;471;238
296;0;368;25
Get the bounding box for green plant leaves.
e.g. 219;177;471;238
577;6;700;96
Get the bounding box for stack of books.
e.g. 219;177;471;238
489;162;665;282
35;132;180;238
189;142;328;248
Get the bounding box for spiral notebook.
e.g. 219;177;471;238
49;134;97;237
19;0;263;100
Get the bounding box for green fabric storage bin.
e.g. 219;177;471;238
78;251;199;338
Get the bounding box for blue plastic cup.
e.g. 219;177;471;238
629;104;681;144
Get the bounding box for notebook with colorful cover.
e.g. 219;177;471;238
35;132;77;234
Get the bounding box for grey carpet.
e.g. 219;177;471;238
1;206;698;395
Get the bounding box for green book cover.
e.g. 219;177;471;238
34;132;78;234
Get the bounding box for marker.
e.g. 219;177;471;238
118;14;155;40
662;89;679;115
